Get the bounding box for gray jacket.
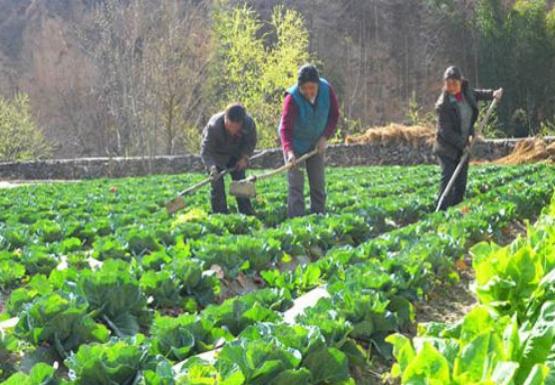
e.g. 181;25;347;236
200;112;257;169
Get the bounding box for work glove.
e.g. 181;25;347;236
209;165;219;180
466;135;473;146
235;156;249;171
463;135;474;156
286;150;297;168
316;137;327;154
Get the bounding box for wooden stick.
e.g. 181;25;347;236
175;149;273;198
244;149;319;183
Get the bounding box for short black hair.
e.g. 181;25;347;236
443;66;463;81
298;64;320;86
224;103;246;123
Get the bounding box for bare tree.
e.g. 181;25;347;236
143;0;212;155
75;0;211;157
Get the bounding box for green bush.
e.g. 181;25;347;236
209;4;311;148
0;94;51;161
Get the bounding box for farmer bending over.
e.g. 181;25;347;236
201;103;257;215
279;64;340;218
434;66;502;210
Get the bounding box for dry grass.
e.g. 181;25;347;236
495;138;555;165
345;123;435;147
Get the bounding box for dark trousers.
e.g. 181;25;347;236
210;160;254;215
437;155;469;211
287;152;326;218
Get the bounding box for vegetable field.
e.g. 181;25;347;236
0;163;554;385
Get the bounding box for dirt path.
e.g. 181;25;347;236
0;181;27;189
414;267;476;326
360;218;530;385
0;180;79;189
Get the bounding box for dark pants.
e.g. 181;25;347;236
287;152;326;218
210;159;254;216
436;155;469;211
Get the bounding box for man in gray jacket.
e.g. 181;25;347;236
200;103;257;215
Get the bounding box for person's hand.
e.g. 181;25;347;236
467;135;474;146
235;156;249;171
463;138;473;156
209;165;219;180
286;150;296;168
493;88;503;101
316;137;327;153
463;145;471;157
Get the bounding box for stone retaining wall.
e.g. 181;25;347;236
0;137;553;180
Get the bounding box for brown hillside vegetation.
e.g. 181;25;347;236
345;124;435;147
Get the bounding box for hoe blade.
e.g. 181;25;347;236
166;196;186;215
230;180;256;199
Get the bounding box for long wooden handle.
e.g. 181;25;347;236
245;149;319;183
469;95;501;149
176;150;272;197
178;169;229;197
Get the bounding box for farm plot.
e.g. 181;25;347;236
0;163;554;384
387;191;555;385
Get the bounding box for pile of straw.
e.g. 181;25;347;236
495;138;555;165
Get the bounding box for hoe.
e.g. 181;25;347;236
230;149;319;199
166;150;270;214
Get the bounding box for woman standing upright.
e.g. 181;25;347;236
279;64;340;218
434;66;503;210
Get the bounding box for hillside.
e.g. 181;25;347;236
0;0;554;158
